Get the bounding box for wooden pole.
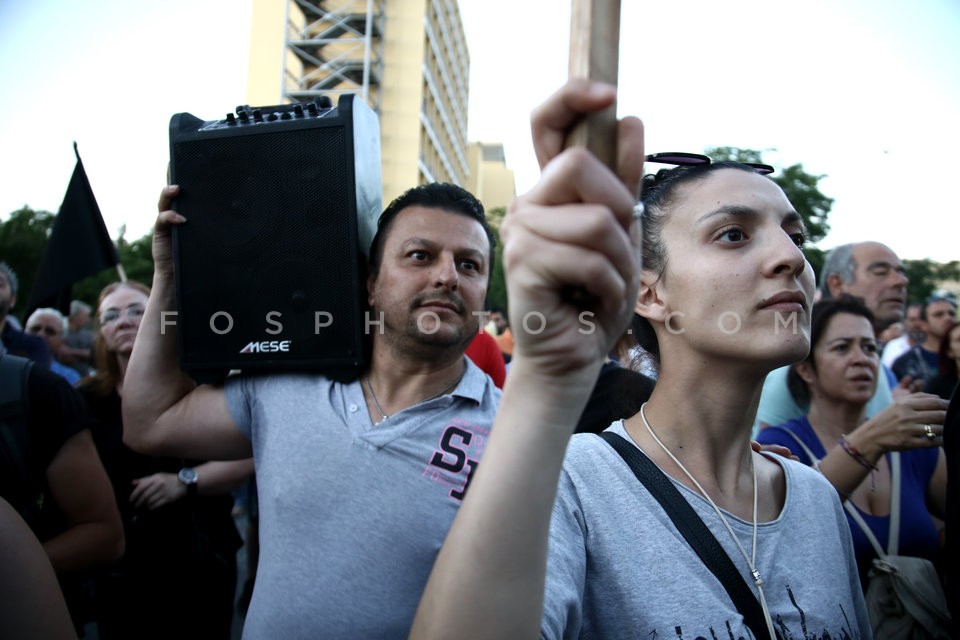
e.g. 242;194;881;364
565;0;621;170
560;0;622;307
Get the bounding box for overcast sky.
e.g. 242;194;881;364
1;0;958;263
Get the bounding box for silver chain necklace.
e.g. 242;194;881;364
363;368;465;424
639;403;777;640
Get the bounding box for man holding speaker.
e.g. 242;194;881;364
122;181;501;638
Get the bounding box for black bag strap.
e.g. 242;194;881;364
0;352;40;522
599;431;776;640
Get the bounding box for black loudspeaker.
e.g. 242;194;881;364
169;94;381;382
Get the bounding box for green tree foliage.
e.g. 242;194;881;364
0;206;155;321
706;146;832;244
903;259;960;305
72;228;156;306
803;246;826;288
773;164;832;244
0;207;56;317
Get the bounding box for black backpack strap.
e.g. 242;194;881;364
599;431;776;640
0;351;30;405
0;353;37;518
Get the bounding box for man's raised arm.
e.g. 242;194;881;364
122;185;252;461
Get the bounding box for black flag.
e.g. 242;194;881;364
26;143;120;316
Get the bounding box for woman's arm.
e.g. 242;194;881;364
0;498;76;640
128;459;255;511
926;448;948;520
43;429;125;573
410;79;643;639
817;392;947;498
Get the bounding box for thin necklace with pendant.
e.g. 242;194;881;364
364;367;465;424
639;403;777;640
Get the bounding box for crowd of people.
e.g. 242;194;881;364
1;78;957;639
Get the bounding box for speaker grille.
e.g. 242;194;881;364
171;123;366;377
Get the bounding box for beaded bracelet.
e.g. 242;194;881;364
838;435;878;472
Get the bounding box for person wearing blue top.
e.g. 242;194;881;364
756;296;948;588
25;308;82;385
892;296;957;387
754;241;913;435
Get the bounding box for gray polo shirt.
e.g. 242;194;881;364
225;359;500;639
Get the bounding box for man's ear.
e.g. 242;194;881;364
794;360;817;385
826;273;844;299
634;270;667;323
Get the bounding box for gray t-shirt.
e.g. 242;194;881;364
542;421;872;639
225;360;500;639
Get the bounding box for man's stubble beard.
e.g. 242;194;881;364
404;314;477;353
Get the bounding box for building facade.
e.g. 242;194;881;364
465;142;516;212
245;0;515;209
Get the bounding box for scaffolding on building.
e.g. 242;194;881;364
285;0;385;111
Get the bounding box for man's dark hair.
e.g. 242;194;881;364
368;183;496;281
921;296;957;322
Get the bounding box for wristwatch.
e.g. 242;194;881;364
178;466;199;497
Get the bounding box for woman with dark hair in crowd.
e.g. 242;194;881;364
757;296;947;587
926;320;960;400
79;281;254;639
412;80;869;639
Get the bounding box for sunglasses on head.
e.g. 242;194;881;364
645;152;775;175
